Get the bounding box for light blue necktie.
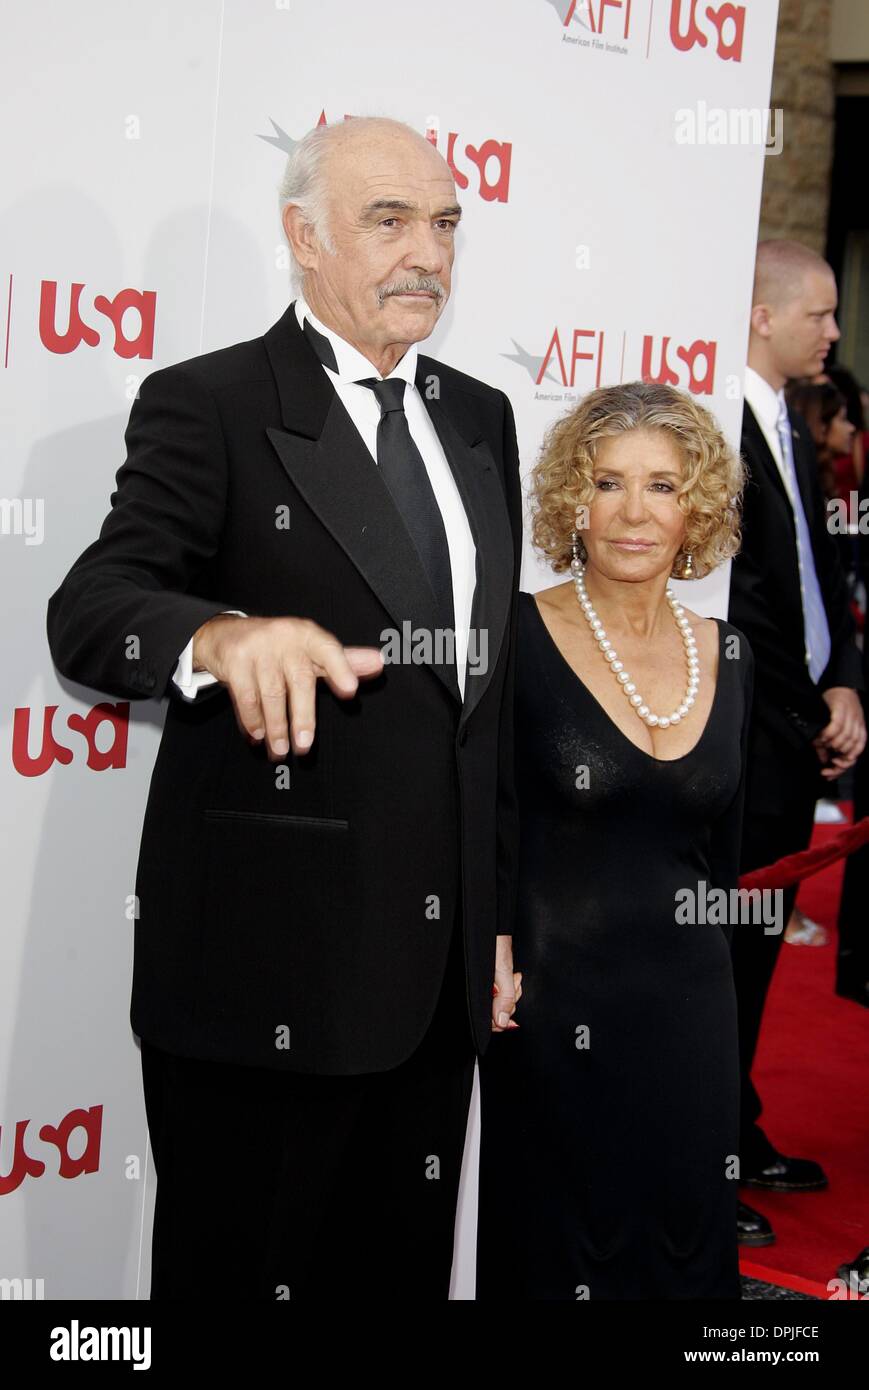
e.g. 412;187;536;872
776;395;831;683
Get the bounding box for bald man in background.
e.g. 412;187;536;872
728;240;865;1246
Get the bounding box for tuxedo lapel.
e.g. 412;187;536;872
742;400;808;526
262;304;513;717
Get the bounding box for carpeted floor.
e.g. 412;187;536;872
737;804;869;1299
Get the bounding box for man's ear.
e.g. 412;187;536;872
750;302;772;340
282;204;320;277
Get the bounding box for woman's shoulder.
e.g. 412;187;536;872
518;588;543;635
706;619;750;683
519;588;550;641
680;610;755;681
519;588;536;615
677;607;748;646
713;617;754;667
521;584;573;607
520;586;557;616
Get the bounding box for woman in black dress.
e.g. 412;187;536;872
477;380;752;1300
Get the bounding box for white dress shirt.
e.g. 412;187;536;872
172;294;477;699
743;364;800;509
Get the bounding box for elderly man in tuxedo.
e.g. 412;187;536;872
47;116;522;1299
728;240;865;1247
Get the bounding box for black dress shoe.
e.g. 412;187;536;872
742;1152;828;1191
737;1200;775;1246
837;1247;869;1296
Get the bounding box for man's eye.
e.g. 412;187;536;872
435;220;457;231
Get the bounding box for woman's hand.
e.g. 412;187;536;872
491;934;523;1032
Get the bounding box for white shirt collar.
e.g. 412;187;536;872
744;363;786;431
294;294;418;388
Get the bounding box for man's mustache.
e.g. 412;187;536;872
377;278;444;305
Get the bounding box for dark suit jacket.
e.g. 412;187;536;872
728;398;862;818
46;302;522;1075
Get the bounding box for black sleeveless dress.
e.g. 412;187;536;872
476;591;754;1301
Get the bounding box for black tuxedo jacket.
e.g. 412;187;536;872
46;302;522;1075
727;398;862;813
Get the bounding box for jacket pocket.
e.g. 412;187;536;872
203;809;349;830
193;809;356;1031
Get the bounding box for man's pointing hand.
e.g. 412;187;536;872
192;613;384;757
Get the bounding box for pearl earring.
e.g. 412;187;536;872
570;530;587;571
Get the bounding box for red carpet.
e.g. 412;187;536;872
737;803;869;1297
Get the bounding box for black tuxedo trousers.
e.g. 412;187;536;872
142;903;475;1300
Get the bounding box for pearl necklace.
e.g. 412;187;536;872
571;562;699;729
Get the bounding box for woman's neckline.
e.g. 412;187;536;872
527;590;726;766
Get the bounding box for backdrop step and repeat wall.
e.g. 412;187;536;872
1;0;778;1298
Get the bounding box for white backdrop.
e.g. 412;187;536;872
1;0;778;1298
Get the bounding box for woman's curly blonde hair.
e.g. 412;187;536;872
529;380;745;579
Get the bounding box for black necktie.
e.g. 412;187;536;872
302;316;455;635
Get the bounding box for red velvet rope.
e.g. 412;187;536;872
738;816;869;892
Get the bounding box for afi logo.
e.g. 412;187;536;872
39;281;156;359
641;334;717;394
12;702;129;776
0;1105;102;1195
501;325;605;390
669;0;745;62
538;326;604;388
561;0;632;40
502;326;715;396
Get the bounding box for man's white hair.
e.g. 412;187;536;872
277;116;436;294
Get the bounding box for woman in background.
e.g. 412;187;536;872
785;377;856;505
